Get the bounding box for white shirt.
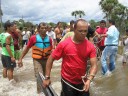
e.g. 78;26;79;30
46;31;56;40
105;25;119;45
22;31;30;40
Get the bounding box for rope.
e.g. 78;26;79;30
61;75;87;92
92;35;103;44
61;78;85;92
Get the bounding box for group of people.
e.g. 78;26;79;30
0;22;22;83
0;18;124;96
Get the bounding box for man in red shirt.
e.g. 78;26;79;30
95;20;108;51
43;19;98;96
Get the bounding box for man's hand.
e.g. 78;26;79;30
97;34;101;38
18;59;23;67
43;79;51;88
83;79;91;92
11;57;16;62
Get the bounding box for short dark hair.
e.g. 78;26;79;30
70;20;75;25
57;22;61;26
4;21;13;31
100;20;106;24
109;19;115;25
74;19;87;30
38;22;47;29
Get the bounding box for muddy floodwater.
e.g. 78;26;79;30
0;49;128;96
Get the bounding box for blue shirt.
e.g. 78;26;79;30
105;25;119;45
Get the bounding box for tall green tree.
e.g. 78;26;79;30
99;0;118;20
99;0;128;34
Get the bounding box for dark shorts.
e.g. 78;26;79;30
56;38;61;43
99;46;105;52
61;78;90;96
1;55;16;69
22;40;28;46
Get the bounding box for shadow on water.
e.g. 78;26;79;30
90;55;128;96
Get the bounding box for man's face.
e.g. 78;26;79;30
100;23;106;28
39;25;47;35
74;22;88;41
47;27;52;32
58;23;62;28
11;24;17;32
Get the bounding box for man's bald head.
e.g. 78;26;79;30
74;19;88;30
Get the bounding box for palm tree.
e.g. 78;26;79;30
71;11;79;19
78;10;85;18
71;10;85;19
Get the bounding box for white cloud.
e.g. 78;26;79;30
1;0;127;24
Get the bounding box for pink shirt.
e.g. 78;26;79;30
96;27;107;46
52;37;96;84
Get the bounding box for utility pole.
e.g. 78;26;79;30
0;0;3;32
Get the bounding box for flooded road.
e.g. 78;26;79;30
0;48;128;96
0;49;37;96
90;55;128;96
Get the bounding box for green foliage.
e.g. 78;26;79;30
61;22;67;28
89;20;99;30
48;22;56;28
99;0;128;34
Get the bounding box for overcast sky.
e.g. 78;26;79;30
1;0;128;24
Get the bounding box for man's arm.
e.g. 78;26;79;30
100;34;108;37
6;35;15;62
52;32;57;49
43;55;55;87
84;57;97;92
45;55;55;77
88;57;98;81
19;46;30;60
93;31;99;36
18;31;22;43
18;46;30;67
54;28;58;38
16;29;22;47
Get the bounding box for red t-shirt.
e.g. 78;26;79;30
96;27;107;46
52;37;96;84
27;34;52;48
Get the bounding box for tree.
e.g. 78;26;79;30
71;10;85;19
48;22;56;28
99;0;128;34
89;20;99;30
71;10;79;19
78;10;85;18
99;0;118;20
